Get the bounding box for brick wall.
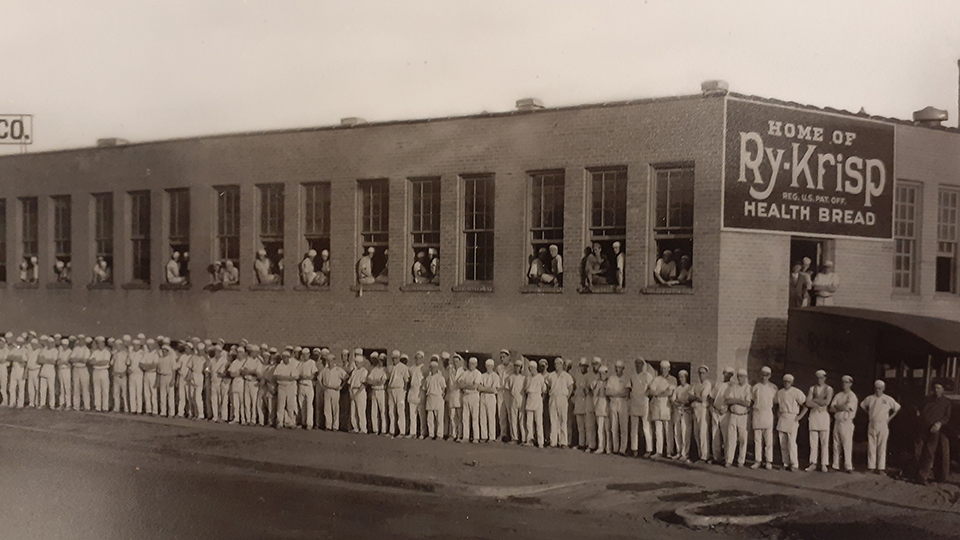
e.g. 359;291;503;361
0;96;726;371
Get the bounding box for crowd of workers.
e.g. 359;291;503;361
0;330;952;484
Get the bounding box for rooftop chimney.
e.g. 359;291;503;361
516;97;544;112
340;117;366;127
96;137;129;147
912;106;948;127
701;80;729;97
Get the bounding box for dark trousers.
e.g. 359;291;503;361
918;431;950;481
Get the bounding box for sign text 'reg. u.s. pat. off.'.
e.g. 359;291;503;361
724;99;894;239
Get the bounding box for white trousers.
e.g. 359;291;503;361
778;427;799;468
388;388;406;436
525;407;544;446
809;430;829;467
725;414;748;465
479;394;497;441
462;393;480;441
630;415;653;453
692;404;710;460
609;398;628;453
351;390;368;433
832;421;854;470
674;409;693;459
549;397;570;447
753;427;774;465
128;373;143;413
867;424;889;470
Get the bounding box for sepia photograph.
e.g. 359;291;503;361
1;1;959;538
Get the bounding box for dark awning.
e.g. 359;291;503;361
797;306;960;356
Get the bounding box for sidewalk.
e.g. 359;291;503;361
1;407;958;516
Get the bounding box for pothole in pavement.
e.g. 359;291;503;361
672;494;814;527
606;481;693;492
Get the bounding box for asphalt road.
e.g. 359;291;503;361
0;426;683;540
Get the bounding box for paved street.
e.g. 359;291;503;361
1;409;959;539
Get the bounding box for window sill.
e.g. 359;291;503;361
641;286;694;295
932;292;960;300
121;282;151;290
159;283;192;291
577;285;622;294
400;283;440;292
890;290;922;300
203;283;241;291
87;282;114;290
249;284;285;292
46;282;72;290
452;282;494;293
520;284;563;294
349;283;389;292
293;285;330;292
14;282;39;290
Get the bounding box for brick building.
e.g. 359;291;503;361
1;81;958;380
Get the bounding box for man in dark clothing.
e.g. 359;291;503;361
918;382;952;484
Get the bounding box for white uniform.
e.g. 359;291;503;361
605;374;629;453
525;373;546;447
479;370;500;442
775;386;806;468
459;368;483;442
367;366;388;435
425;372;446;438
298;359;318;428
691;378;712;461
648;375;677;456
751;381;778;466
127;348;145;414
860;393;900;471
274;361;299;427
348;364;369;434
56;346;73;409
387;363;409;436
807;384;834;468
830;390;858;471
628;369;654;454
710;380;731;462
407;364;427;438
671;382;693;459
547;370;574;447
724;383;752;466
320;365;347;431
71;346;92;411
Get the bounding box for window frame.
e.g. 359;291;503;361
20;196;39;260
93;193;114;276
893;181;920;293
358;179;390;281
303;181;331;253
527;170;565;288
52;195;72;263
651;164;695;289
936;187;959;294
167;188;190;252
461;174;495;284
214;185;241;269
408;177;441;285
129;190;151;284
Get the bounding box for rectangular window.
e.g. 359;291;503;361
215;185;240;274
410;177;440;284
303;182;331;253
20;197;38;283
463;175;495;282
167;189;190;284
257;184;284;284
0;199;6;283
52;195;72;282
936;188;958;293
129;190;151;284
529;171;564;287
359;179;389;281
653;166;695;287
585;168;626;289
93;193;114;283
893;183;919;292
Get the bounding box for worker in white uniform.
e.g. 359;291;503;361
751;366;778;469
25;337;41;408
386;352;410;437
111;337;130;412
690;366;712;462
273;351;298;428
671;369;694;462
572;358;593;450
829;375;858;473
156;341;178;417
444;353;464;440
71;336;92;411
407;352;428;439
227;348;245;423
647;360;677;458
89;337;113;412
297;348;318;429
188;343;207;419
504;359;526;443
605;360;630;455
478;358;501;442
496;349;512;442
320;354;347;431
724;369;752;467
524;360;547;447
458;357;483;443
367;352;388;435
37;337;58;409
424;360;446;439
628;358;655;457
348;349;369;434
175;343;193;417
127;338;145;414
8;337;26;408
805;369;834;472
547;357;574;448
55;338;73;410
860;380;900;474
775;374;807;471
241;345;264;425
710;367;734;463
591;364;610;454
585;357;602;451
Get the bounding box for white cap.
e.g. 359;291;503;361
783;374;795;382
815;369;827;378
874;380;885;389
760;366;772;375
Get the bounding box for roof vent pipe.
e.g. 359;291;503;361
701;80;729;97
516;98;544;112
912;106;948;127
340;117;366;126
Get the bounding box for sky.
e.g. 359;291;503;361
1;0;959;154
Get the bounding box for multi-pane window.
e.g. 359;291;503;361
52;195;72;282
585;168;626;289
20;197;38;283
463;175;495;282
359;179;389;280
529;171;564;287
0;199;6;283
257;184;284;284
410;177;440;284
653;166;695;287
893;183;919;292
215;186;240;267
167;189;190;284
303;182;331;254
93;193;114;283
130;191;151;283
936;189;958;293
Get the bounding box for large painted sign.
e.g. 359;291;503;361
724;99;893;239
0;115;32;145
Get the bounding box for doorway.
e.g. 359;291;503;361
790;238;833;307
